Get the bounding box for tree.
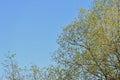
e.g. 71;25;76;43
1;0;120;80
1;54;23;80
53;0;120;79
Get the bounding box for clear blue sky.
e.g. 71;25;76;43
0;0;92;68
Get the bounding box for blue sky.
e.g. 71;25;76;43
0;0;92;68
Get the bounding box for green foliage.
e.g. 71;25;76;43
1;54;23;80
53;0;120;79
1;0;120;80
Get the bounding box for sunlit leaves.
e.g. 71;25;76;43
54;0;120;79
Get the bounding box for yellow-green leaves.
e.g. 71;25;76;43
55;0;120;79
80;8;86;14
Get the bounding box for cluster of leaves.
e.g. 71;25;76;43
1;54;53;80
1;0;120;80
53;0;120;79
